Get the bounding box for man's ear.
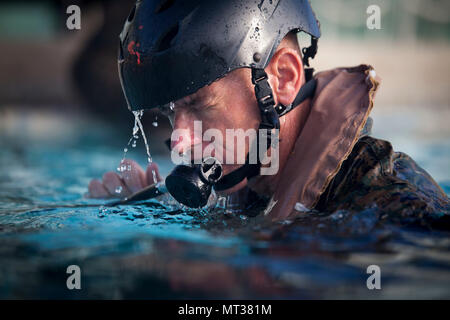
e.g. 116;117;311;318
265;47;304;106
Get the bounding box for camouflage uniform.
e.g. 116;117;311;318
315;127;450;228
266;65;450;227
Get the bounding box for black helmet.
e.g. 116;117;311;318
118;0;320;111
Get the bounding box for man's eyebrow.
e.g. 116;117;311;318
177;94;208;108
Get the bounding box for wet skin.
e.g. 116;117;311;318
88;33;310;201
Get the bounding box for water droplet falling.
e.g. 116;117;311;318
117;164;127;173
152;115;158;127
133;110;157;183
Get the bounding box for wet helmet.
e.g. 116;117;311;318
118;0;321;198
118;0;320;111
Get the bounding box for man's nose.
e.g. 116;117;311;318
171;111;202;154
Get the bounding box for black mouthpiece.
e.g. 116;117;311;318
165;158;223;208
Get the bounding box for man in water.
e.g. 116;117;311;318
88;0;449;225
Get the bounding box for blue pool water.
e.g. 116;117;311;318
0;111;449;299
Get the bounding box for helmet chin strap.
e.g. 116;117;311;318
164;67;317;192
214;67;317;191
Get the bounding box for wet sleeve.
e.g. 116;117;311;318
383;151;450;226
315;136;450;228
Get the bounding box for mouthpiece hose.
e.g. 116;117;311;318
105;182;168;207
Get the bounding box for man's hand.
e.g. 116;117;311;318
88;159;162;198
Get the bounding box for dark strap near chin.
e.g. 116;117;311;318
215;69;316;191
214;159;259;191
163;136;259;191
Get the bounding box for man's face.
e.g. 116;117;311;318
160;68;261;192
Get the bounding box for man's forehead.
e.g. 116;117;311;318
174;84;216;107
169;67;248;108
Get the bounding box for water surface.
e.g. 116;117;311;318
0;111;449;299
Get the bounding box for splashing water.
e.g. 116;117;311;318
115;186;123;195
116;110;157;184
119;118;138;166
133;110;157;184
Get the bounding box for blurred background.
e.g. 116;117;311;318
0;0;449;181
